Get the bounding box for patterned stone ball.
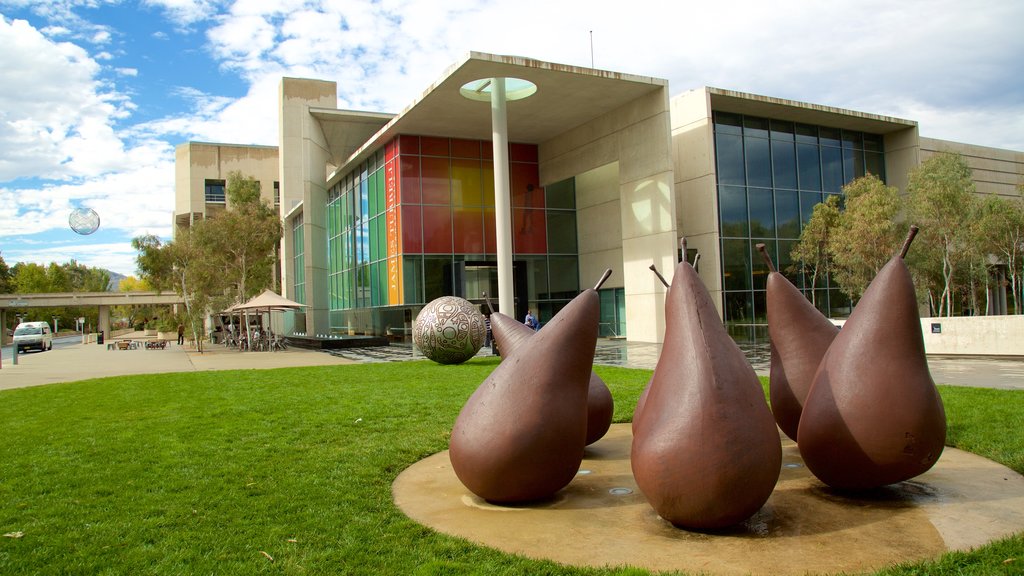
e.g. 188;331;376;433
413;296;486;365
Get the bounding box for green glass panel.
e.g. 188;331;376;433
368;172;378;216
376;168;386;215
545;178;575;209
378;260;389;306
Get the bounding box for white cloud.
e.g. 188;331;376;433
115;67;138;76
143;0;223;26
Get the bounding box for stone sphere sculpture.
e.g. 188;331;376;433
413;296;486;364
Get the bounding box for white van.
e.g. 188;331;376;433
13;321;53;353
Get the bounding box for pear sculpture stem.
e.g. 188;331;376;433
900;225;919;259
756;243;776;273
649;265;670;289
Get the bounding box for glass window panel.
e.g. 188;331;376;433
509;143;538;163
401;205;422;253
719;185;748;237
714;112;743;135
819;127;841;147
483;207;497;254
376;168;386;215
814;289;830;315
545;178;575;209
852;148;866;180
547;256;577;299
777;239;802;288
510;162;543;208
795;124;817;144
453;207;484;254
420;156;450;204
377;215;387;260
368;172;378;216
378;261;389;306
829;289;852;318
369;217;379;261
800;191;823;226
420;136;449;156
724;291;753;324
752;290;767;324
745;136;772;188
403;256;423;304
821;146;843;192
599;289;616;338
399;155;421;204
451;158;482;206
842;147;856;185
752;240;772;291
422;205;452;253
865;151;885;179
722;239;752;291
423;257;450;301
770;120;795;141
715;133;745;186
513;208;547;254
370;262;379;307
451;138;480;159
797;143;822;191
863;133;883;152
771;140;797;189
842;131;861;150
546;211;577;254
748;188;775;237
775;189;801;239
482;163;495;207
743;116;769;138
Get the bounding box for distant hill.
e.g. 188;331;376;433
105;270;128;291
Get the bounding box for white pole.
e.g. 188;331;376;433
490;78;515;318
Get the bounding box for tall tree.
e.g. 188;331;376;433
906;152;979;317
213;171;283;304
0;252;12;294
828;175;905;303
976;191;1024;314
791;194;841;306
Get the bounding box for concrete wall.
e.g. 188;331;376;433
921;138;1024;197
920;315;1024;356
174;142;279;231
278;78;337;337
539;86;676;343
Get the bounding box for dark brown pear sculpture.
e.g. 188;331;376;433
756;244;839;441
483;293;614;446
449;271;609;502
797;226;946;490
632;243;781;530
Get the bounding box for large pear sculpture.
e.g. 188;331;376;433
632;243;781;530
756;244;839;441
798;226;946;490
449;271;609;502
483;294;614;446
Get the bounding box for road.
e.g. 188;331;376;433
1;334;82;365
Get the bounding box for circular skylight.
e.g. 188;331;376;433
460;77;537;102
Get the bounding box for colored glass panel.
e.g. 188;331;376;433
421;156;450;204
482;163;495;207
513;207;546;254
388;256;402;305
510;162;543;208
453;208;484;254
509;142;538;162
399;135;419;155
368;171;378;215
402;205;422;253
400;156;421;204
451;158;483;206
546;211;577;254
420;136;449;156
451;138;480;159
422;205;453;253
483;207;496;254
545;178;575;209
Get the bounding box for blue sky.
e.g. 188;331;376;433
1;0;1022;278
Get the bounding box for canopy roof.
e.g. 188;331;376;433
232;289;307;312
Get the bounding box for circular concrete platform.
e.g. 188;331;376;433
393;424;1024;575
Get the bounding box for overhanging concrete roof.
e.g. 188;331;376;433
1;292;184;308
706;87;917;134
324;52;668;183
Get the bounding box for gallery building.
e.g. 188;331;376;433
175;52;1024;344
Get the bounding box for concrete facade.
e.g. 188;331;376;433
174;52;1024;343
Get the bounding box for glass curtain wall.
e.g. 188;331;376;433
291;213;305;305
714;112;885;324
324;135;579;337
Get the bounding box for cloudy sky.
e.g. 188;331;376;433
1;0;1022;277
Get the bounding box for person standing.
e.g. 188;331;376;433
177;323;185;346
524;309;539;331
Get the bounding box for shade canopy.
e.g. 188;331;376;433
232;289;307;312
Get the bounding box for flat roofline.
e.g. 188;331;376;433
177;141;279;150
704;87;917;134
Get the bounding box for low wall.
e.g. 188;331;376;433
920;316;1023;356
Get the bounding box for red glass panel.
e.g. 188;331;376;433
451;138;481;159
399;134;419;155
513;208;547;254
399;155;421;204
420;136;449;156
453;207;484;254
510;162;543;208
509;142;538;162
483;207;496;254
422;205;453;253
385;138;397;162
421;156;451;204
482;163;495;207
481;141;493;160
451;158;482;206
402;205;422;254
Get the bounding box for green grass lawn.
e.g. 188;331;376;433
0;359;1021;575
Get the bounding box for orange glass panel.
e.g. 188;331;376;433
388;255;403;305
509;143;538;162
400;155;421;204
481;141;493;160
510;162;543;208
402;205;422;254
451;158;482;206
482;163;495;207
422;205;453;253
385;138;397;162
421;156;450;205
420;136;449;156
483;207;496;254
453;207;484;254
451;139;481;159
513;207;547;254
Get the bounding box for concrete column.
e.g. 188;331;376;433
490;78;515;317
98;305;111;340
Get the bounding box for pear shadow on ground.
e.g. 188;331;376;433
393;424;1024;576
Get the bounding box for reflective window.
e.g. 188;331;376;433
745;136;772;188
772;140;797;190
775;190;801;239
748;189;775;238
797;144;822;191
715;133;745;186
719;186;748;237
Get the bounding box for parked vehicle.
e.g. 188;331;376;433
13;321;53;353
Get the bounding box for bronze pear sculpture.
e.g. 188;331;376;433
797;226;946;490
449;271;609;502
484;295;614;446
632;245;781;530
756;243;839;441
